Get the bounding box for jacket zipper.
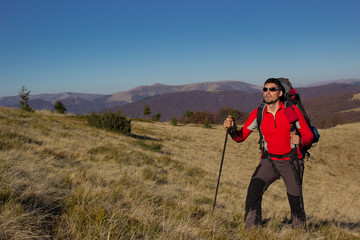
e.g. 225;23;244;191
273;115;277;128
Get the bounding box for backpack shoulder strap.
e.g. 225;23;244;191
257;103;266;150
293;94;311;125
257;102;266;130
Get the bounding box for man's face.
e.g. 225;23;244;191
263;83;283;104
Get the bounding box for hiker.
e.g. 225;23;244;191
223;78;314;229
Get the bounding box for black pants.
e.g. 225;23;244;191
244;158;306;228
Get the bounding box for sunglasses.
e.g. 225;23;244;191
263;87;279;92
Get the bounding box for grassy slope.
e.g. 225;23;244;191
0;106;359;239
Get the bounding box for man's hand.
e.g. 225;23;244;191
223;116;235;130
291;131;302;145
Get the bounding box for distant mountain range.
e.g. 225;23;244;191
107;81;261;103
1;79;360;127
0;81;261;114
303;78;360;87
117;82;360;124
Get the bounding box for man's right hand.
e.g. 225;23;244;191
223;116;234;130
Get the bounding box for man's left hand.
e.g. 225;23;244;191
291;132;301;145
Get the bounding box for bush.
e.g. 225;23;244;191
54;100;67;114
213;108;249;125
151;113;161;122
203;120;212;128
86;111;131;135
170;117;178;126
179;111;213;124
190;111;213;124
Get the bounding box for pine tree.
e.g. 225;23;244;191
18;86;34;112
151;113;161;121
183;110;194;124
54;100;67;114
184;110;194;118
143;105;151;119
170;117;178;126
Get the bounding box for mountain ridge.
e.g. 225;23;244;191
107;80;262;103
1;79;360;116
0;80;262;113
302;78;360;87
117;83;360;128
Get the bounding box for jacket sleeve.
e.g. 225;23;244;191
230;108;258;143
293;106;314;148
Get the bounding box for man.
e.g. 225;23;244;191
223;78;313;229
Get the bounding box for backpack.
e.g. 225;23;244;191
257;78;320;158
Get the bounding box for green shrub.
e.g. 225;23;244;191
143;105;152;119
151;113;161;121
170;117;178;126
86;111;131;135
203;120;212;128
54;100;67;114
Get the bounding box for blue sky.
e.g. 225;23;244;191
1;0;360;97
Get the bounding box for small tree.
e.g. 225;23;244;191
143;105;152;119
18;86;34;112
184;110;194;118
228;109;238;119
54;100;67;114
183;110;194;124
170;117;178;126
151;113;161;121
203;120;212;128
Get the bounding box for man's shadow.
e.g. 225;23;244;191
262;217;360;231
307;219;360;231
129;133;161;142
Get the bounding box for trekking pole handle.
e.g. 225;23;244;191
224;115;234;131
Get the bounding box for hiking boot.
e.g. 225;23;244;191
292;214;307;230
244;209;262;229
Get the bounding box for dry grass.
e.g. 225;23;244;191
352;93;360;101
0;106;359;239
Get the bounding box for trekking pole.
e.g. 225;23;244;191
294;143;307;229
212;130;229;212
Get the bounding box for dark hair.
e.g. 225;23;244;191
264;78;285;101
264;78;284;93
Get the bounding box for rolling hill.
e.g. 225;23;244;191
117;83;360;128
107;80;261;103
0;106;359;239
1;80;360;128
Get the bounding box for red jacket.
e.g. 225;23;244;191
231;102;313;159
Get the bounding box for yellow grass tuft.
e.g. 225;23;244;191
0;106;359;239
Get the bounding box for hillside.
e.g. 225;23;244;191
303;92;360;128
0;107;359;239
118;84;360;127
118;90;263;121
